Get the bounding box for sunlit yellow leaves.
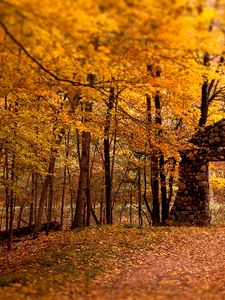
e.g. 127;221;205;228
208;103;225;125
1;0;225;203
210;174;225;189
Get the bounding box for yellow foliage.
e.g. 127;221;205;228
1;0;225;188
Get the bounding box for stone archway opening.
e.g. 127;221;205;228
209;161;225;224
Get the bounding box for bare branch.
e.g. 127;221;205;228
208;79;216;96
208;86;225;104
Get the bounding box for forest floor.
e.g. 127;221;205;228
0;225;225;300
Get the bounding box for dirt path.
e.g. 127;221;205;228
86;227;225;300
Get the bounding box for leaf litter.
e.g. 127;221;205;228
0;226;225;299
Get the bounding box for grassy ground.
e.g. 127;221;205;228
1;225;225;300
0;226;165;300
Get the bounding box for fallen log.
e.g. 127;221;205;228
0;221;60;241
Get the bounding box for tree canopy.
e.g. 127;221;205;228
1;0;225;242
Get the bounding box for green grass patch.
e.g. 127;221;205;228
0;225;169;299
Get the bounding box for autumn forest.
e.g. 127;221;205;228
1;0;225;299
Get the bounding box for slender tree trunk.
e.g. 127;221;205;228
151;152;160;225
46;176;53;235
29;171;35;227
153;92;168;224
100;195;104;225
34;157;56;236
4;96;9;231
110;96;118;209
138;166;143;226
4;153;9;231
112;164;130;206
199;80;209;127
119;203;124;225
60;165;67;230
67;167;74;225
71;102;92;228
0;205;4;230
8;154;15;251
104;132;111;223
76;129;81;167
104;87;114;224
129;185;133;225
86;172;91;226
167;158;176;218
145;94;154;225
34;173;38;223
90;206;100;225
29;202;34;227
143;157;152;225
86;142;98;226
17;202;25;229
160;153;167;224
61;131;70;230
71;74;95;229
8;190;14;251
34;129;64;236
198;52;215;128
151;92;161;226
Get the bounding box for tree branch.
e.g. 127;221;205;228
208;87;225;104
0;20;90;88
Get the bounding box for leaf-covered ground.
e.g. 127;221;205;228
0;226;225;299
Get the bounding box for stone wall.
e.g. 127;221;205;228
170;153;210;225
170;118;225;226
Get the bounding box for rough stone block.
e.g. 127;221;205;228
196;173;207;181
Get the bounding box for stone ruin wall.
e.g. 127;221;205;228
170;118;225;225
170;154;210;225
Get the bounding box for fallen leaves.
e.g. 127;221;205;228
1;226;225;299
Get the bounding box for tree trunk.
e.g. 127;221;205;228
46;176;53;235
71;102;92;228
4;153;9;232
167;158;176;218
34;173;38;223
160;153;167;224
67;166;74;225
34;129;64;237
29;202;33;227
153;92;168;224
100;198;103;225
199;80;209;127
61;131;70;230
151;151;160;225
150;92;161;226
143;158;152;225
29;172;35;227
8;154;15;251
129;185;133;225
60;165;67;230
86;172;91;226
144;94;153;224
34;157;56;236
4;96;9;232
71;74;95;229
90;206;100;225
17;202;25;229
104;87;114;224
198;52;215;128
0;205;4;230
137;166;143;226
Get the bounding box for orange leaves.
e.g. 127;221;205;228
2;226;225;299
